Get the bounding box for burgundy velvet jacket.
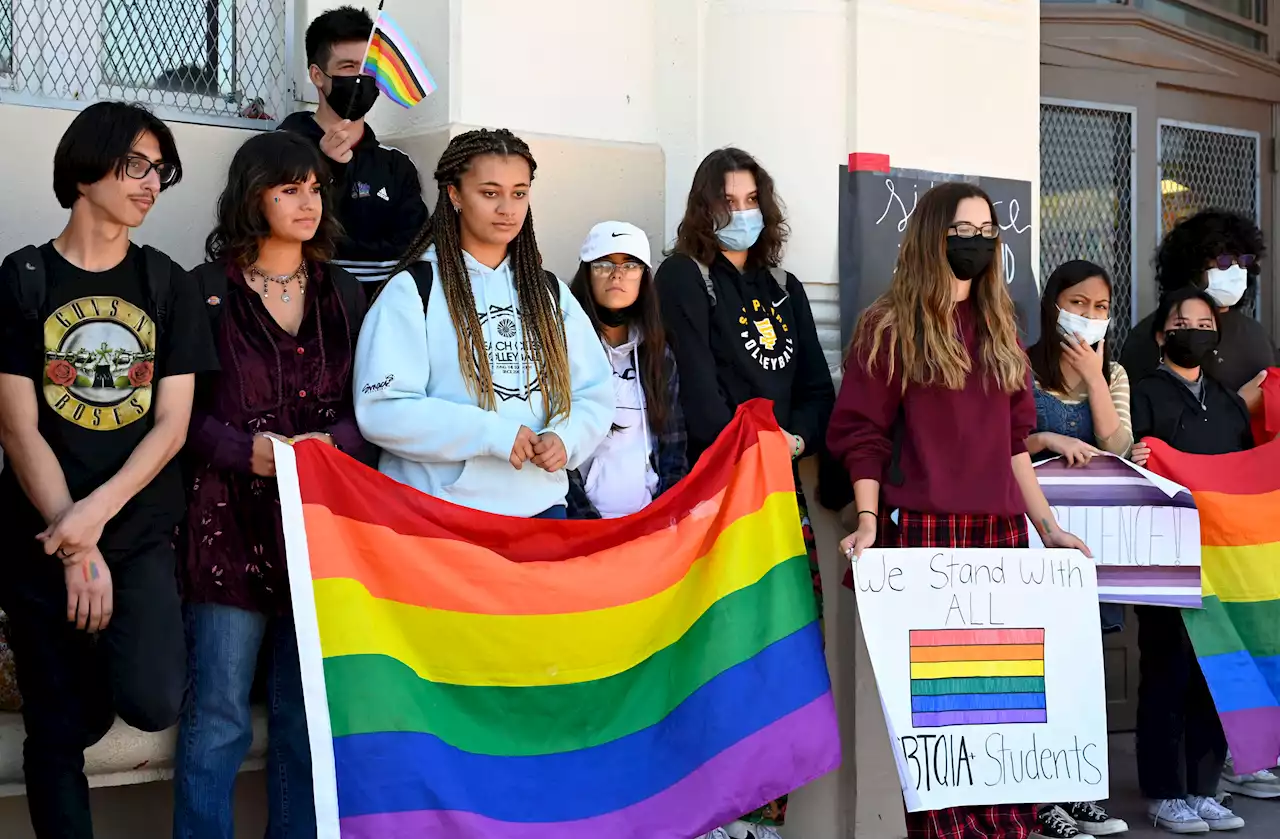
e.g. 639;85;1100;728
182;259;367;614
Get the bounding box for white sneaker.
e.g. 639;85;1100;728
1221;761;1280;799
1148;799;1209;834
1067;801;1129;836
1186;796;1245;831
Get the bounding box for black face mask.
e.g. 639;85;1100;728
1163;328;1220;368
945;235;997;281
325;73;380;120
596;305;634;328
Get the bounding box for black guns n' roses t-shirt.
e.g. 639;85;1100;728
0;243;217;550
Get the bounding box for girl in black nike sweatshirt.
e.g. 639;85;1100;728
659;147;834;839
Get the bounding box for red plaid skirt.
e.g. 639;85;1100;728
883;510;1034;839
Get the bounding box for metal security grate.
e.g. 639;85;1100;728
1;0;292;128
1157;119;1261;315
1040;100;1137;348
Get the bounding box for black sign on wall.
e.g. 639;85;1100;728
838;164;1041;349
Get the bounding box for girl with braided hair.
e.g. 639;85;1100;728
353;128;613;518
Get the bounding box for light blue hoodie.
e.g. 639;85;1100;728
353;246;614;516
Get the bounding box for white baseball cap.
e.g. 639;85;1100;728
579;221;652;268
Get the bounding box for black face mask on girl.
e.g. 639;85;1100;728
945;235;997;282
1162;328;1220;368
324;73;380;121
596;305;634;328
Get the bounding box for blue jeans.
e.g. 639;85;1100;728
535;505;567;519
173;604;314;839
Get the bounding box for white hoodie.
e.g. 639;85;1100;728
579;329;660;519
353;246;614;516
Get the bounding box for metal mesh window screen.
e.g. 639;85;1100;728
1040;102;1137;348
3;0;291;127
1;3;12;74
1157;120;1261;315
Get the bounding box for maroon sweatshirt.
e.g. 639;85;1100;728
827;299;1035;518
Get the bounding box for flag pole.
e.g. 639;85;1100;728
345;0;385;121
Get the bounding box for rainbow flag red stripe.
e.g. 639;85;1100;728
1146;435;1280;775
362;12;436;108
277;399;841;838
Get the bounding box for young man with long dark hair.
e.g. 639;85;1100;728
280;5;428;285
565;221;687;519
174;130;368;838
0;102;217;838
354;128;613;518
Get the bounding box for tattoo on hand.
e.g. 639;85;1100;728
1040;518;1054;536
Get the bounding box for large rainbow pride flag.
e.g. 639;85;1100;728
276;399;841;839
1146;435;1280;775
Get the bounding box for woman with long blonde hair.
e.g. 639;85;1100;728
827;181;1090;839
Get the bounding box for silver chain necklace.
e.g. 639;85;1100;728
248;262;307;303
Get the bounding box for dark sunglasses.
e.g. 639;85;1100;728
1212;254;1256;270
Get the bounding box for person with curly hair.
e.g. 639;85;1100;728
173;130;371;838
1120;209;1276;410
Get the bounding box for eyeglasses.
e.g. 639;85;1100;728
590;260;644;276
124;155;178;186
949;222;999;240
1212;254;1256;270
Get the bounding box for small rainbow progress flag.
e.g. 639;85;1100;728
909;628;1047;727
277;399;841;839
1146;435;1280;775
362;11;436;108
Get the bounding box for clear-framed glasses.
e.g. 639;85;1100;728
1213;253;1256;270
124;155;178;186
590;260;644;276
949;222;999;240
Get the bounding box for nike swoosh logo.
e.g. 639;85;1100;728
611;232;626;237
773;296;789;307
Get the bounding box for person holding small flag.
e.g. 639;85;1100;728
281;4;434;286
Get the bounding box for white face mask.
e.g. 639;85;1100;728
1206;264;1248;308
1057;308;1110;347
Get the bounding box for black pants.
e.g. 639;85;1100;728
1135;605;1227;799
0;537;186;838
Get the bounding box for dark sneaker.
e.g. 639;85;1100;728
1068;801;1129;835
1037;805;1082;838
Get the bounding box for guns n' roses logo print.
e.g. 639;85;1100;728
42;296;156;431
739;297;793;371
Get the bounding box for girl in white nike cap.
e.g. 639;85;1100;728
565;221;688;519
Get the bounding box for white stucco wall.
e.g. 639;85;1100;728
0;2;1041;837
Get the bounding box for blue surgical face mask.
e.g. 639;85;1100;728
716;209;765;252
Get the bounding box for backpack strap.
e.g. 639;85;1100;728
693;260;716;306
544;271;562;308
191;262;229;331
768;265;789;299
12;246;47;322
327;264;366;348
405;261;434;315
141;245;173;336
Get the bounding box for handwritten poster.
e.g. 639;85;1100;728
838;164;1040;346
1030;456;1201;608
854;548;1109;811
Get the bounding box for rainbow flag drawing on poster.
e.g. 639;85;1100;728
362;9;436;108
909;628;1047;727
275;399;841;839
1146;435;1280;775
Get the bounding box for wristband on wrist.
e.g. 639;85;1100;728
857;510;877;519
